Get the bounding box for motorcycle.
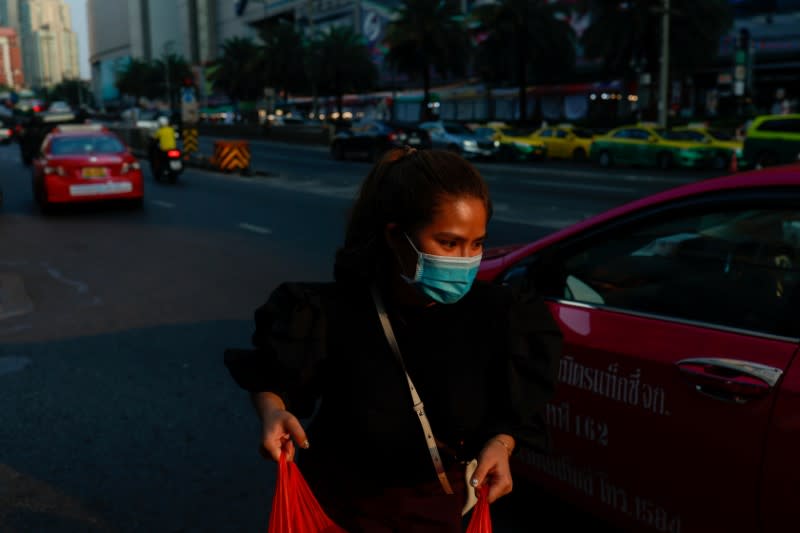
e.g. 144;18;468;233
150;145;184;184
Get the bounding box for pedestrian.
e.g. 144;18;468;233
225;147;562;532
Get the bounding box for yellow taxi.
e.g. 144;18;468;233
472;123;546;162
530;124;595;160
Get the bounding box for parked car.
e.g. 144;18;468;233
330;120;431;162
473;124;547;162
478;163;800;533
31;124;144;211
418;121;498;159
0;118;14;144
590;124;723;170
742;113;800;168
530;125;595;161
671;126;745;169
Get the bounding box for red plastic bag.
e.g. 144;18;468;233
465;485;492;533
268;452;348;533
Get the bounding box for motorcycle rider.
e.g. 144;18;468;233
150;115;177;177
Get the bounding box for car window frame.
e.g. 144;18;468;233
495;188;800;343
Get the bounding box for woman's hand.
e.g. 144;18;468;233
259;408;309;462
470;435;515;504
251;392;309;462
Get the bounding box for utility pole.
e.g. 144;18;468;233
163;41;175;110
657;0;670;128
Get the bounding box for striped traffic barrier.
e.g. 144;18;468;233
210;140;251;172
182;128;199;158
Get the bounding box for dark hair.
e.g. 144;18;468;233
334;148;492;283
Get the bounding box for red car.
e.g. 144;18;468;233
479;165;800;533
32;124;144;210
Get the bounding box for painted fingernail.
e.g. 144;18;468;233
302;440;310;449
470;478;479;487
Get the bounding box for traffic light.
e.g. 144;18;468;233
235;0;248;16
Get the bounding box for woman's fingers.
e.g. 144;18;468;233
259;411;309;462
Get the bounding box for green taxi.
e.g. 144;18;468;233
473;125;547;162
671;126;745;169
742;114;800;168
590;125;722;170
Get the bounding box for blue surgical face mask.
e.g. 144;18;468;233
400;234;482;304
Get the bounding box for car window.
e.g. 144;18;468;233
539;129;553;138
630;129;651;140
50;135;125;155
443;122;471;135
555;129;569;139
668;130;706;142
758;119;800;134
611;129;629;139
708;129;735;141
503;205;800;338
473;127;494;138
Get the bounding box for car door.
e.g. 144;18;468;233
550;128;570;158
500;191;800;533
608;129;638;164
628;128;657;166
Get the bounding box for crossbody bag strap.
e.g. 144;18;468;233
370;284;454;495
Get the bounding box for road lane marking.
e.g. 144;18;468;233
0;355;32;376
41;263;89;294
239;223;273;235
150;200;176;208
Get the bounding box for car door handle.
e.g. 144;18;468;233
675;358;783;404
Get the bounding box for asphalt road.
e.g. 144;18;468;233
0;140;724;532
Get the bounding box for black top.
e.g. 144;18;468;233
224;279;562;489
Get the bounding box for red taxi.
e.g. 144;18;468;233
479;165;800;533
32;125;144;210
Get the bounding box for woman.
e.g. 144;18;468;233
225;148;562;532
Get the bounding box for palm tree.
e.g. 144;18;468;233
154;53;193;110
309;27;378;117
116;58;162;103
583;0;732;116
208;37;264;104
474;0;575;123
385;0;469;120
257;21;309;106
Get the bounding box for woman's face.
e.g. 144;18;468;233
391;195;488;277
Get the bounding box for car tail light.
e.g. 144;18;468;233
5;129;11;136
121;161;141;174
44;166;66;176
167;149;181;158
33;104;42;113
388;132;398;142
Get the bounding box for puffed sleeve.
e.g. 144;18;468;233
223;282;330;418
485;283;563;453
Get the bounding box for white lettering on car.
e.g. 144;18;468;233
517;449;683;533
558;357;670;416
545;401;609;447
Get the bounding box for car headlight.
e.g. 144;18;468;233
463;140;478;149
493;140;500;148
735;148;743;157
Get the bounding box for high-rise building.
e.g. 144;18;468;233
20;0;79;88
0;0;20;30
0;26;23;88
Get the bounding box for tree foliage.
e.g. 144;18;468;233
257;21;308;102
309;27;378;115
474;0;576;122
208;37;263;102
583;0;733;78
385;0;470;117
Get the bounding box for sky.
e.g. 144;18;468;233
64;0;91;79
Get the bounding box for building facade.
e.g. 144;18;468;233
19;0;79;88
0;0;20;30
0;26;23;88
